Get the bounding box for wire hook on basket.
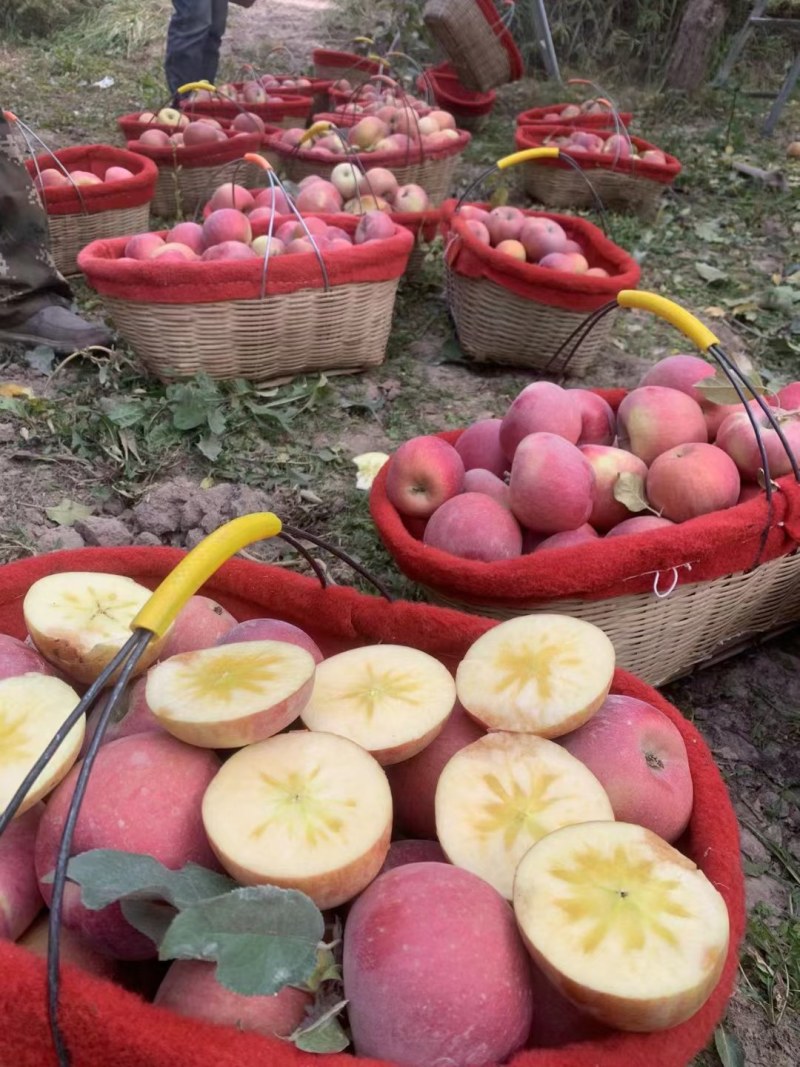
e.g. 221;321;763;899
3;110;90;217
0;513;392;1067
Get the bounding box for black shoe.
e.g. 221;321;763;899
0;304;112;354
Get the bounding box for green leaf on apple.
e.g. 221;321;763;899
694;262;728;284
695;368;768;406
291;990;350;1053
714;1023;744;1067
159;885;324;997
45;498;93;527
62;849;237;909
120;898;178;945
612;471;651;513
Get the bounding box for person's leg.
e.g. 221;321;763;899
0;117;111;351
202;0;230;87
165;0;215;97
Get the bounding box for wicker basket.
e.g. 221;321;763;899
423;0;524;91
516;105;633;128
443;205;641;373
445;269;617;374
47;205;151;278
268;133;470;206
149;157;262;219
515;126;681;218
424;550;800;686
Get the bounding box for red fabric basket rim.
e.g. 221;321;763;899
0;546;745;1067
514;125;681;183
24;144;158;215
312;49;384;75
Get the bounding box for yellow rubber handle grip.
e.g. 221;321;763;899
132;513;282;637
300;120;332;144
178;80;217;94
617;291;720;352
496;147;560;170
353;36;374;44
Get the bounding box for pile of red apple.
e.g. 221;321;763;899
329;80;431;118
188;78;311;106
276;106;462;158
286;167;431;215
457;205;610;275
542;129;667;165
384;355;800;562
33;164;138;191
538;98;616;122
1;570;730;1061
130;109;266;149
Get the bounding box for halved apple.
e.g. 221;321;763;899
300;644;456;764
0;674;84;815
512;821;730;1032
146;641;316;748
435;732;614;899
456;614;615;737
23;572;168;684
201;730;392;909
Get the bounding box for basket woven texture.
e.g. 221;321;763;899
523;163;666;218
48;205;151;277
445;268;616;375
102;278;400;383
423;550;800;686
150;158;260;218
423;0;514;91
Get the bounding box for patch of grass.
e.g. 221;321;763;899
740;898;800;1025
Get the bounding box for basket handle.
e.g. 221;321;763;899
3;109;91;217
617;290;719;352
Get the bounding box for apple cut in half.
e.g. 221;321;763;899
0;674;84;815
300;644;456;765
513;821;730;1032
435;732;614;899
23;572;168;685
456;614;615;737
201;730;392;909
146;641;316;748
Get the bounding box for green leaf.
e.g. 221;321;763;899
291;999;350;1054
159;885;324;997
693;220;727;244
612;471;650;513
695;369;768;406
25;345;56;374
304;947;341;992
101;398;147;428
695;262;728;284
120;899;177;946
45;498;92;527
63;850;236;910
206;406;227;436
714;1024;744;1067
197;434;222;461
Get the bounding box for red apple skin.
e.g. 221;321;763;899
385;436;465;519
344;863;534;1066
570;389;616;446
154;960;312;1037
159;595;236;659
500;381;583;459
423;493;522;561
455;418;507;477
464;219;491;244
528;960;610;1048
519;217;568;261
605;515;676;538
217;618;323;664
558;694;693;843
386;702;485;839
0;804;44;941
379;839;447;874
616;386;708;465
202;208;252;247
496;239;527;261
16;915;118;981
639;354;715;405
738;483;763;504
166;222;205;255
486;206;525;245
462;468;510;508
0;634;59;681
716;408;800;482
777;382;800;411
533;524;599;552
124;233;165;259
296;180;343;214
201;241;257;261
646;443;740;522
509;433;594;534
355;210;395;244
580;444;650;532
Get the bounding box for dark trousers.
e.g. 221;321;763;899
165;0;230;96
0;116;71;326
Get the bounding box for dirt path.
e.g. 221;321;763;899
224;0;337;63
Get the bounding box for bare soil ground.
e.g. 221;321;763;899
1;3;799;1063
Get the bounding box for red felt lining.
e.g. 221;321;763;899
24;145;158;216
516;106;633;129
77;216;414;303
417;66;497;116
369;415;800;603
514;125;681;184
125;130;262;171
441;200;641;310
0;546;745;1067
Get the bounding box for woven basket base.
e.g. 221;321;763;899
49;205;152;277
150;159;262;220
445;268;615;376
423;0;512;91
276;150;461;206
523;164;667;219
421;549;800;687
101;278;400;383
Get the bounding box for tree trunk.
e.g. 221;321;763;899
664;0;728;90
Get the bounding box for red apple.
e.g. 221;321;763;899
519;217;568;260
508;433;595;533
385;436;464;518
166;222;205;255
570;389;616;445
124;233;165;260
393;184;430;213
202;208;252;247
646;442;740;522
455;418;507;477
500;381;582;458
616;386;708;465
200;241;258;261
580;444;650;532
605;515;676;538
486;206;525;245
